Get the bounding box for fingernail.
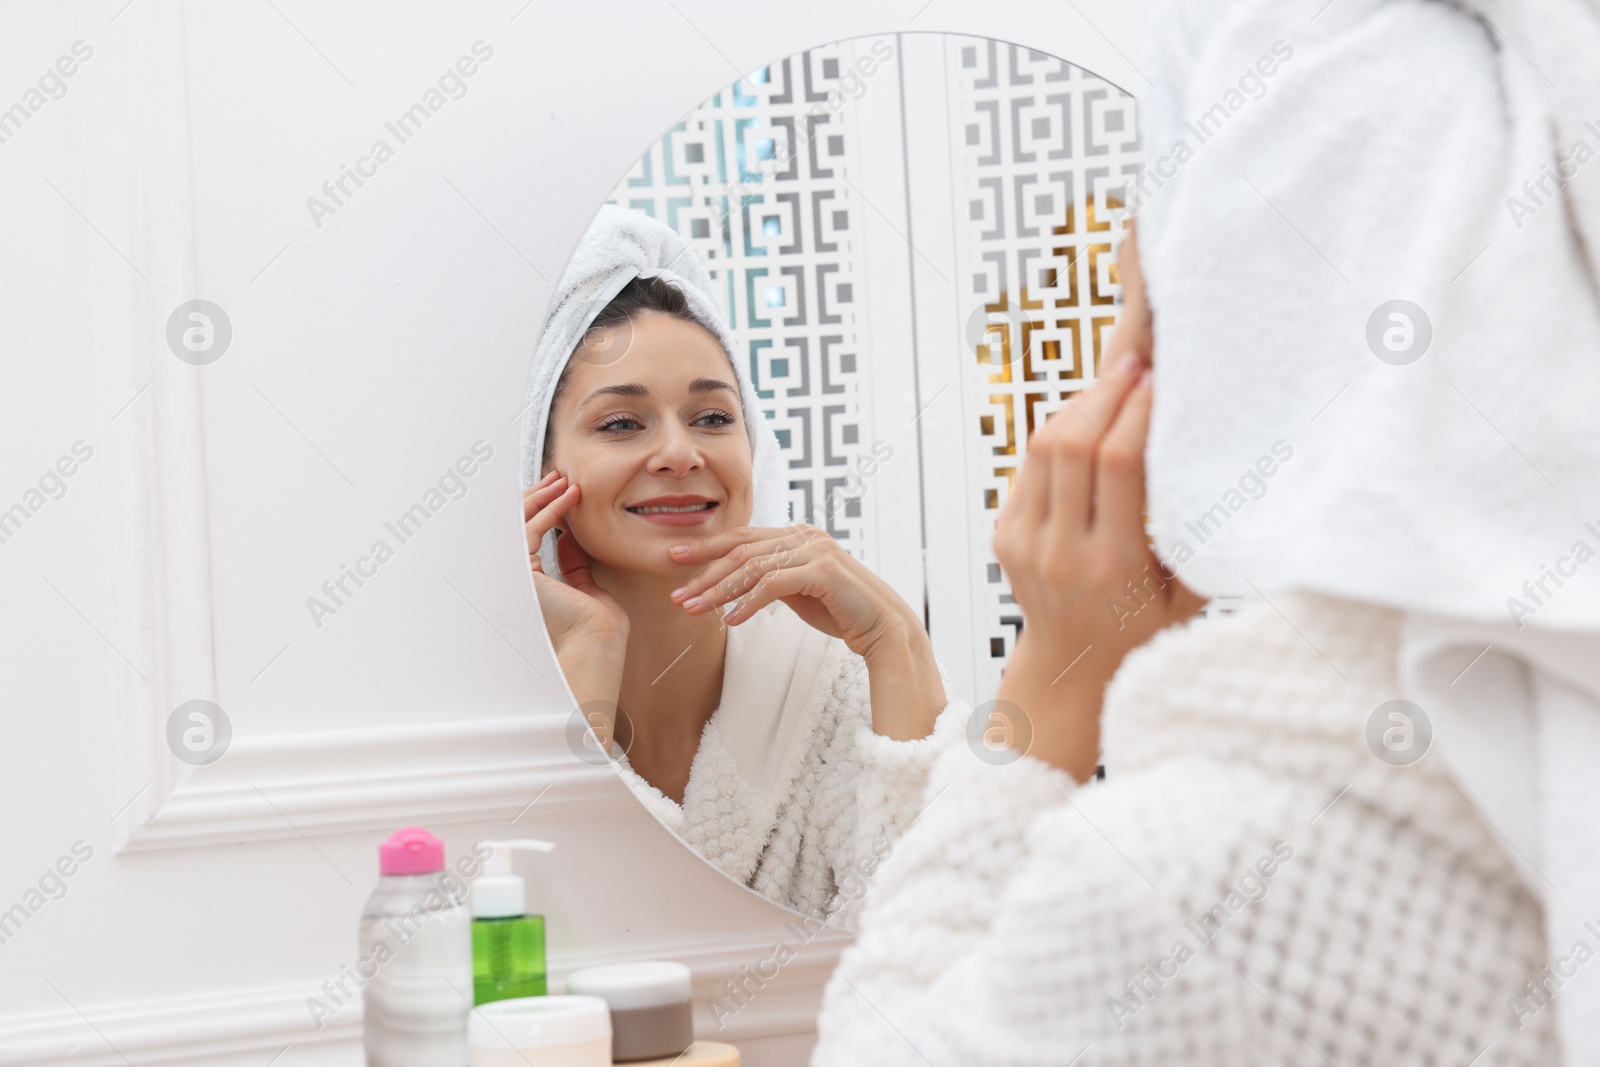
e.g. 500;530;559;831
669;544;689;555
1118;352;1141;375
670;585;688;600
683;596;704;611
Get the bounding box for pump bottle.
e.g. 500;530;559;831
471;839;554;1006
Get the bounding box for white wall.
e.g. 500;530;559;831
0;2;1146;1064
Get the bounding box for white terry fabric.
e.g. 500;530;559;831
1398;617;1600;1056
1133;0;1600;1058
811;595;1559;1064
608;601;970;930
1135;0;1600;626
519;202;791;580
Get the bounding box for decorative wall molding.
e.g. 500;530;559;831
0;925;852;1065
104;49;612;849
103;0;229;855
116;715;634;852
97;0;616;855
0;981;360;1067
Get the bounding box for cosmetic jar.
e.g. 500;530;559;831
562;961;693;1062
467;994;611;1067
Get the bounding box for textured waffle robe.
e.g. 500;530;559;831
813;0;1600;1060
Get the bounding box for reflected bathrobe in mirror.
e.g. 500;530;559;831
608;602;968;931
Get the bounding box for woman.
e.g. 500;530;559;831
810;0;1600;1062
519;204;967;929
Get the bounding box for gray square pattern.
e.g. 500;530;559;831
610;44;872;551
950;37;1143;695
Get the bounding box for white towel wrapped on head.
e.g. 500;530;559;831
518;203;791;580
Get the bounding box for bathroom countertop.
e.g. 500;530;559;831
621;1040;739;1065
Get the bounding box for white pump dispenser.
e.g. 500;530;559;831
472;839;555;918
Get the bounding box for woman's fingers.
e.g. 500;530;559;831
996;353;1149;576
721;562;820;624
681;532;820;613
1101;223;1152;373
669;526;821;602
524;479;576;534
1039;404;1092;540
666;525;808;565
525;479;578;558
1031;352;1149;538
522;470;564;521
1090;370;1153;542
1001;420;1051;535
1017;226;1150;547
1053;351;1146;464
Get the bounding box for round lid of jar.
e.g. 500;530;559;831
468;995;611;1050
563;961;692;1011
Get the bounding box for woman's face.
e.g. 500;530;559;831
544;309;755;577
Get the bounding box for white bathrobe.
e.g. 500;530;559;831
811;593;1558;1064
608;601;970;931
813;0;1600;1060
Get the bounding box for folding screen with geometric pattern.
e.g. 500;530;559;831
608;52;880;550
608;33;1143;704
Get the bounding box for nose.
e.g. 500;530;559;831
646;417;706;478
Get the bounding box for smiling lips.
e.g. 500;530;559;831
625;495;721;526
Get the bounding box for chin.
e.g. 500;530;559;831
583;532;681;578
577;503;751;576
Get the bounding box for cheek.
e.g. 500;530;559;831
563;506;597;543
714;452;756;515
562;455;628;538
563;495;620;564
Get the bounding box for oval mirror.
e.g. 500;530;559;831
522;31;1140;931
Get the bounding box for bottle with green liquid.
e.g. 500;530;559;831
471;839;555;1006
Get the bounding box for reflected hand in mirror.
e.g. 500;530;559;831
523;469;629;716
667;526;945;742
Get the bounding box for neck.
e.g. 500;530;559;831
595;563;729;790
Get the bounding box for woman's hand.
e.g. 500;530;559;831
666;525;901;654
988;221;1204;780
995;352;1201;660
666;526;947;740
524;471;629;710
990;351;1205;781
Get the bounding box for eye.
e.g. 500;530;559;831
597;415;641;433
697;409;737;428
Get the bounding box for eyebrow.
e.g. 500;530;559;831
580;377;738;409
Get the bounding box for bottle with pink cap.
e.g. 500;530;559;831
360;827;474;1067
